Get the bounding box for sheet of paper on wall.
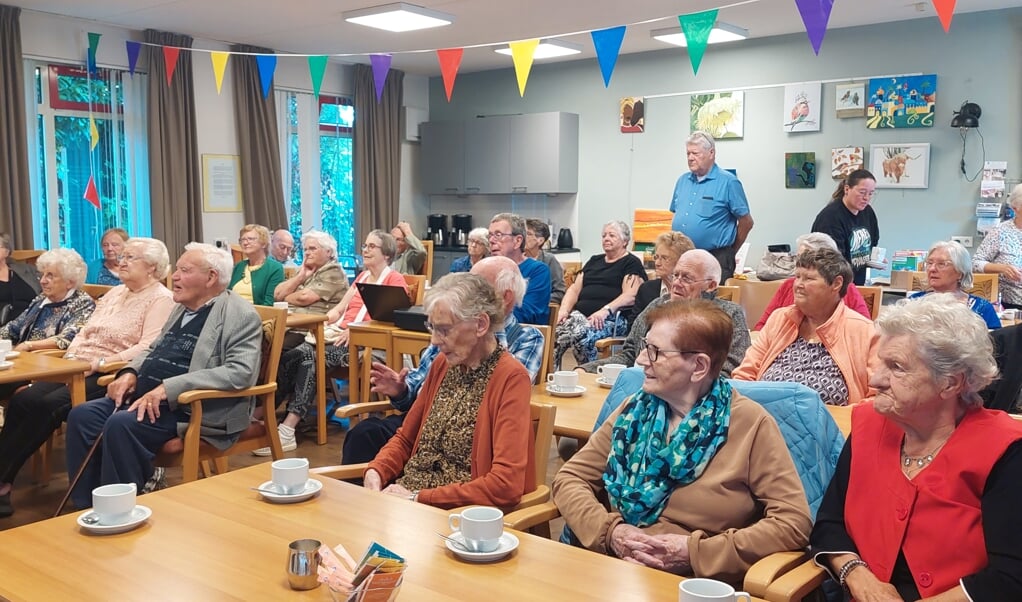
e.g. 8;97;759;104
977;217;1001;235
867;248;891;284
981;179;1005;199
982;160;1007;182
977;203;1003;218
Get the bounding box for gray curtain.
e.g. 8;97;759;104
0;5;33;247
231;44;286;229
145;29;202;259
353;63;403;243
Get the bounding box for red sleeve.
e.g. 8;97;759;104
754;278;794;330
843;283;871;320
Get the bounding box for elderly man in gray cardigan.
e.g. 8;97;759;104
66;243;262;509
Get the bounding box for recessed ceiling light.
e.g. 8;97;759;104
495;39;583;59
650;22;749;47
343;2;454;33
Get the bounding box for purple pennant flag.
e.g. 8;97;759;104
794;0;835;55
591;26;626;88
370;54;392;103
255;54;277;98
125;41;141;77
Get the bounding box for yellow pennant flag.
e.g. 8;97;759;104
210;52;230;94
509;39;539;97
89;117;99;150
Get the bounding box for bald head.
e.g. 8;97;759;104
270;229;294;263
471;255;526;315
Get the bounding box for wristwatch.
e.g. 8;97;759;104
98;358;107;369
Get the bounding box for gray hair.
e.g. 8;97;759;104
682;249;722;283
603;220;631;245
493;262;526;307
424;273;504;335
686;130;716;152
367;229;397;263
468;227;491;247
795;232;839;253
184;242;233;288
877;293;997;408
796;247;853;297
0;233;10;251
490;213;527;252
37;248;87;288
126;237;171;279
301;230;338;261
928;240;974;290
1009;184;1022;212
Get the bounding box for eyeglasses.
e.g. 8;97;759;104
640;338;705;363
851;187;877;199
672;273;714;286
653;254;675;263
924;259;954;270
239;236;260;244
424;321;456;338
361;243;381;251
116;254;144;264
488;231;514;240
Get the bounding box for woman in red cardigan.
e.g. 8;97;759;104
810;294;1022;600
364;272;535;510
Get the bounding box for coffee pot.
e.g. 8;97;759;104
557;228;574;249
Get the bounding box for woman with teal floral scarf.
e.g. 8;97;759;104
552;299;812;585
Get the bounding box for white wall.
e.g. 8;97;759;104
423;9;1022;259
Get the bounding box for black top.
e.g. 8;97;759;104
811;201;880;285
575;253;647;317
0;271;40;324
628;278;665;325
810;435;1022;600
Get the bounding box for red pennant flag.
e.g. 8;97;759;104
931;0;957;32
83;176;100;209
436;48;463;102
163;46;181;86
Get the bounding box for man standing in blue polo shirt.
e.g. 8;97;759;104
669;131;754;283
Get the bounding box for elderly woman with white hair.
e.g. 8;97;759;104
449;227;491;273
974;183;1022;311
811;294;1022;600
554;220;647;368
273;230;348;348
755;232;871;329
913;240;1000;329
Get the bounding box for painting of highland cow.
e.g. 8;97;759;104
869;143;930;188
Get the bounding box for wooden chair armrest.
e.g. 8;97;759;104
177;383;277;405
503;500;561;531
764;558;828;602
743;551;808;598
99;361;129;373
595;337;625;351
512;485;549;511
334;400;396;419
97;374;116;386
311;463;368;481
33;349;65;357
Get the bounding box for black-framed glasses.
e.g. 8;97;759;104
639;338;705;363
488;231;513;240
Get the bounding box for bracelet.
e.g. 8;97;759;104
605;306;614;316
838;558;868;589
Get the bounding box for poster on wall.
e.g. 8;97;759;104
866;74;936;129
831;146;864;179
785;152;817;188
690;92;744;139
869;143;930;188
835;83;866;118
619;97;645;133
782;83;821;132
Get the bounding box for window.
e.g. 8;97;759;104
277;91;355;270
25;61;150;263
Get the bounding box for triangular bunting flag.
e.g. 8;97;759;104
932;0;957;32
210;52;229;95
794;0;835;55
83;175;100;209
370;54;392;103
509;39;539;97
436;48;463;102
125;41;141;77
308;56;328;99
89;117;99;150
591;26;626;87
163;47;180;87
679;10;717;75
256;55;277;99
87;32;102;74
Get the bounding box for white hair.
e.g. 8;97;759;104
686;130;716;152
184;242;232;288
127;237;171;279
301;230;338;261
682;248;722;282
795;232;839;253
37;248;87;288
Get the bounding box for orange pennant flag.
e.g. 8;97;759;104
931;0;956;32
509;39;539;97
163;46;181;86
210;51;229;94
436;48;463;102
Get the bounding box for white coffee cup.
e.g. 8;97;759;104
271;458;310;495
92;483;137;526
546;370;579;392
1003;308;1019;322
597;363;626;384
448;506;504;553
273;301;289;312
679;578;752;602
0;340;11;354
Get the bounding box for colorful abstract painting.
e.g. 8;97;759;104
835;83;865;118
690;92;744;139
831;146;864;179
783;83;821;132
866;75;936;129
785;152;817;188
619;97;645;133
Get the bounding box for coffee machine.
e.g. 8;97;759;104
427;214;448;247
451;214;473;248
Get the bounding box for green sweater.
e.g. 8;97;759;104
229;258;286;306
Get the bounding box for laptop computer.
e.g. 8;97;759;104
356;282;412;322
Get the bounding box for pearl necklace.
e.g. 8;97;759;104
901;437;950;468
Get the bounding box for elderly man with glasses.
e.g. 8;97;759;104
488;212;551;324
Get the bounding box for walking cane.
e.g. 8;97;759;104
54;431;103;518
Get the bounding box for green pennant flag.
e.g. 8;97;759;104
87;32;102;74
679;9;717;75
308;56;328;99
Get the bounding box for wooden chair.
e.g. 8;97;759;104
419;239;434;283
968;273;999;302
562;262;582;287
857;285;883;320
81;284;114;300
534;324;553;384
403;274;427;305
10;250;44;266
335;331;432;429
230;243;243;265
725;278;785;330
716;284;741;304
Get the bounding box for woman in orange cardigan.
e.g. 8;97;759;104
364;272;534;510
733;248;877;406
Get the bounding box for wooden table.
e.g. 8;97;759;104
532;371;607;442
347;321;400;405
0;351;91;406
391;328;431;369
285;313;329;445
0;463;750;601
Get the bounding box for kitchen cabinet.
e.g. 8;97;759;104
431;250;458;280
509;112;579;194
464;118;510;193
420;121;465;194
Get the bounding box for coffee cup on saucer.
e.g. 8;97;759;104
272;458;310;495
449;506;504;553
597;363;626;384
546;370;579;392
92;483;137;526
679;578;752;602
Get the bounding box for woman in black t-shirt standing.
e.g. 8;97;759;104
0;233;41;325
811;169;879;286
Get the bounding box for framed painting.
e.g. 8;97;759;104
782;83;821;132
866;74;936;128
831;146;864;179
835;83;865;118
785;152;816;188
619;97;645;133
869;143;930;188
690;91;744;139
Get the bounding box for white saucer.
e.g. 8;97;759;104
595;377;614;389
545;384;586;398
445;531;519;563
77;505;152;535
4;351;19;359
256;478;322;503
0;361;13;371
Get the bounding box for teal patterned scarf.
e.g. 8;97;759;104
603;377;733;527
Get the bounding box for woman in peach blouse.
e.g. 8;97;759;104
0;237;176;518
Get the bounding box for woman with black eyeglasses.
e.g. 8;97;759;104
553;298;811;585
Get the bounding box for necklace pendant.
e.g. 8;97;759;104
904;457;912;467
916;458;925;467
